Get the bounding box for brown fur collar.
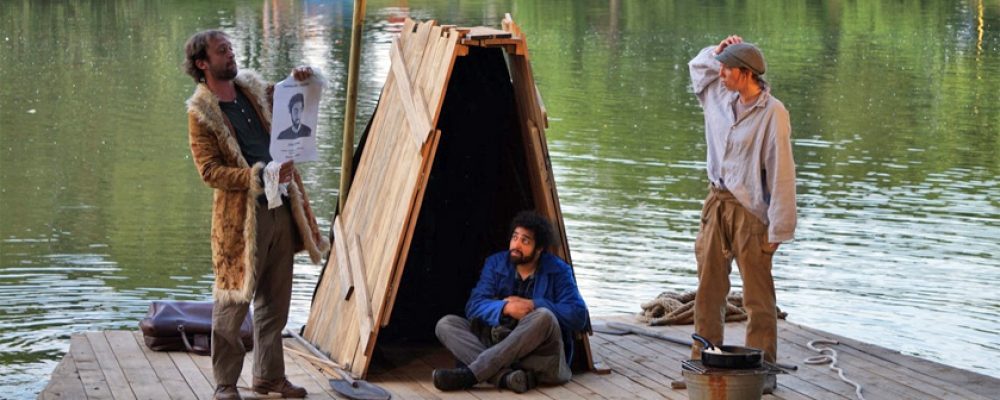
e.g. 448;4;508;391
186;71;273;150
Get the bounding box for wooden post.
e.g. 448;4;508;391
339;0;367;212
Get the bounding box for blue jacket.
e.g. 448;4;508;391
465;251;590;363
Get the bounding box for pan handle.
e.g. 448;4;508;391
691;333;717;351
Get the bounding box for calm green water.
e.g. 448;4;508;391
2;0;998;397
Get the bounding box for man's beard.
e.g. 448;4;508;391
211;63;238;81
509;249;538;265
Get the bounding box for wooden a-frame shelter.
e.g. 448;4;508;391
304;15;594;378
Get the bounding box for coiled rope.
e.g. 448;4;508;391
805;339;865;400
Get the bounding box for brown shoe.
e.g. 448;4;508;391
253;377;307;398
213;385;242;400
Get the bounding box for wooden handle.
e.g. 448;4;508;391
283;329;356;384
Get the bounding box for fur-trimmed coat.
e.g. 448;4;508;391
186;71;330;305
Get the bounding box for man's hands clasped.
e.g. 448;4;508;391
502;296;535;320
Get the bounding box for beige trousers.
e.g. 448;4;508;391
212;203;296;386
692;186;778;363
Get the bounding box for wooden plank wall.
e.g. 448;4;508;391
304;19;465;378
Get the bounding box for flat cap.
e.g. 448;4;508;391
715;43;766;75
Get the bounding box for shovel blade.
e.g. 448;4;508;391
329;378;391;400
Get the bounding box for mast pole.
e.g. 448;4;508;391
338;0;367;212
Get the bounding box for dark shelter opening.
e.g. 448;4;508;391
375;46;535;346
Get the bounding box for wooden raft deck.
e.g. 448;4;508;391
41;316;1000;399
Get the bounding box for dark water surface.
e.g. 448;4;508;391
1;0;998;397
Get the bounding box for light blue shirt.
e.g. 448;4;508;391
689;46;797;243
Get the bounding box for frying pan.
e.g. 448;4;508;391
594;322;798;371
692;333;763;369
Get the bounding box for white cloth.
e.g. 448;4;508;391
263;161;289;210
688;46;797;242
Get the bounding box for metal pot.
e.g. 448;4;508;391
683;370;766;400
692;333;763;369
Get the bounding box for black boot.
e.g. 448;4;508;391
432;366;477;391
499;369;537;394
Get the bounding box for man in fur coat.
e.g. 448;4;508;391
183;30;330;400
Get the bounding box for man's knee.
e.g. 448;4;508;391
435;314;466;340
533;307;557;320
524;308;559;333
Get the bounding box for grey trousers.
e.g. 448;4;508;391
212;204;296;386
435;308;572;385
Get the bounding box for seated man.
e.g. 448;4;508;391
433;211;589;393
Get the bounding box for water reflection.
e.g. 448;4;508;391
1;0;999;397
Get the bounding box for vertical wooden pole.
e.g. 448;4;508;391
339;0;367;212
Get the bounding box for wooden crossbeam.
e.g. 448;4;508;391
389;38;433;150
464;26;512;40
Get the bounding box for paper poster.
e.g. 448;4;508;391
270;75;324;163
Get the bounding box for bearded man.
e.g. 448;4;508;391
432;211;589;394
183;30;329;400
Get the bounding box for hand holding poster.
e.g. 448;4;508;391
270;73;324;163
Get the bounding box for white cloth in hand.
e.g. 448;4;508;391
263;161;289;210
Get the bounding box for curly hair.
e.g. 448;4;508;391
183;30;227;83
510;211;555;252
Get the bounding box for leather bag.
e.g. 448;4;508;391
138;301;253;355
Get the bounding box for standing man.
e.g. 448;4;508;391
183;30;330;400
688;36;797;392
433;211;589;393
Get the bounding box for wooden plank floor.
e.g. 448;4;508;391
41;316;1000;399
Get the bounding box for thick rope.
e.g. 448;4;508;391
805;339;865;400
637;290;787;326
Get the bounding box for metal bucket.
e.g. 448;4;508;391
682;370;765;400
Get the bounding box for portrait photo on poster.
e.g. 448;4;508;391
270;75;324;163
